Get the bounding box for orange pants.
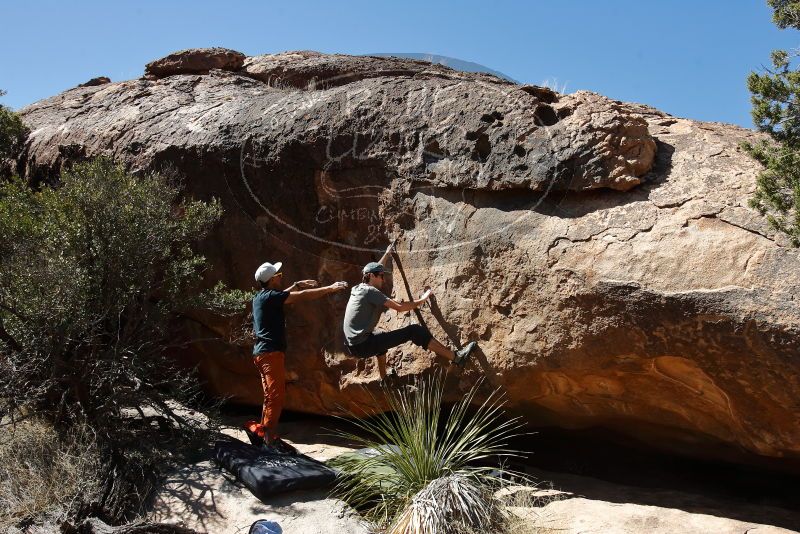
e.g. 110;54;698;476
253;351;285;440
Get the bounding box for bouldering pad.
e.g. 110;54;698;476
214;437;337;501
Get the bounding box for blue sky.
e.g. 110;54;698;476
2;1;797;128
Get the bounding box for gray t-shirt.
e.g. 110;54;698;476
343;283;389;345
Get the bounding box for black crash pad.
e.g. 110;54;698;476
214;437;337;501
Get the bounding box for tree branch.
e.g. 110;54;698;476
0;316;21;351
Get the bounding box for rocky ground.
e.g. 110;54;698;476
518;470;799;534
147;416;800;534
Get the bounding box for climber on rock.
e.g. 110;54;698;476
343;242;477;379
246;261;348;454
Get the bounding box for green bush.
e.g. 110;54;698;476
0;89;26;161
0;157;247;523
0;158;216;424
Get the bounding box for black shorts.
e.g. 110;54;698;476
345;324;433;358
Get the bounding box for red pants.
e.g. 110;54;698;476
252;351;285;440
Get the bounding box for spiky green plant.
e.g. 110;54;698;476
329;372;526;532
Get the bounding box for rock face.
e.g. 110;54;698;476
18;50;800;469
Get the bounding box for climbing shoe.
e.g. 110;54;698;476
244;420;265;447
453;341;477;368
263;437;298;456
380;366;400;388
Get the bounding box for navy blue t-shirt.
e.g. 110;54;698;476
252;289;290;355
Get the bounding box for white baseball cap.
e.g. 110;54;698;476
255;261;282;283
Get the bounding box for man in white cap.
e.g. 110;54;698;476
343;243;477;378
247;261;347;453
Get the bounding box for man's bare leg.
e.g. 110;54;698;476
376;353;388;380
427;338;456;361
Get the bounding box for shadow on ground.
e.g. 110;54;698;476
513;426;800;532
146;416;369;534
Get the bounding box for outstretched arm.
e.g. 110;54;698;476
384;287;432;313
286;280;319;292
285;281;348;304
378;241;395;268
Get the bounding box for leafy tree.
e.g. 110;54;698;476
745;1;800;245
768;0;800;28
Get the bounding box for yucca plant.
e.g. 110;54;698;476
329;372;526;532
390;474;499;534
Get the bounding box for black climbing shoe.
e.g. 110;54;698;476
453;341;477;368
380;366;399;388
264;437;298;456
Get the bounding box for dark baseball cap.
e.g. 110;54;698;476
362;262;386;275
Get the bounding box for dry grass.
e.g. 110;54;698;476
383;477;565;534
388;474;501;534
0;418;102;532
495;484;567;534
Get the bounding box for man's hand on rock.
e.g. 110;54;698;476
420;286;433;302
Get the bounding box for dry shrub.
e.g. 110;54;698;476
388;474;503;534
385;477;564;534
0;418;102;532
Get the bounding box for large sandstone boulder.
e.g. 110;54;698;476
18;50;799;469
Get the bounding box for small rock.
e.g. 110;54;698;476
77;76;111;87
145;47;246;77
519;84;559;103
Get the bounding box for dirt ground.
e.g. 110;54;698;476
147;416;800;534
